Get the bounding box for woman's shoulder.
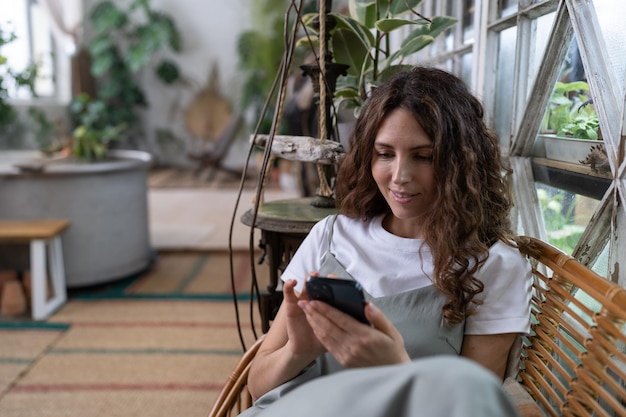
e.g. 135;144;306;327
489;239;527;259
311;213;375;231
481;239;531;277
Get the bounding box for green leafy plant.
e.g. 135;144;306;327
542;80;600;140
537;186;585;254
237;0;316;134
28;107;59;152
298;0;457;116
72;0;182;160
0;24;59;151
0;25;39;136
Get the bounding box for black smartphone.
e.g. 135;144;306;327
306;276;368;324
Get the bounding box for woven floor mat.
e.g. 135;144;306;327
0;390;219;417
0;253;268;417
0;300;263;417
48;299;262;328
13;353;239;387
52;325;248;352
125;251;270;297
0;330;64;394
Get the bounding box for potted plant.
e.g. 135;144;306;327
539;80;602;164
298;0;457;118
0;0;185;289
70;0;182;160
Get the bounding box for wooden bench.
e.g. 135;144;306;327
207;237;626;417
0;219;70;320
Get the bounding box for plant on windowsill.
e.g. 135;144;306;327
70;0;182;161
539;80;603;165
541;80;600;140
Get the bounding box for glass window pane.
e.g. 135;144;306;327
445;0;455;52
535;183;600;254
0;0;54;98
499;0;517;18
538;38;601;162
594;0;626;94
462;0;474;44
590;241;610;278
532;12;556;80
30;2;54;97
494;26;517;148
1;2;30;98
461;52;472;86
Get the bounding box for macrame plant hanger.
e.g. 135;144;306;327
301;0;349;208
228;0;348;351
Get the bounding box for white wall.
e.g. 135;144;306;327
83;0;255;166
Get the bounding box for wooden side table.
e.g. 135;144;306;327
0;219;70;320
241;198;336;332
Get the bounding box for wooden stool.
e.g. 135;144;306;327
0;220;70;320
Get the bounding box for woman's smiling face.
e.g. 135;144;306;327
371;108;436;238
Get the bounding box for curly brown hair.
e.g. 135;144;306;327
335;66;515;324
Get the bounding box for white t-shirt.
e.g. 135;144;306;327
281;214;532;335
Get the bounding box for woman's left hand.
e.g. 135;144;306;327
297;299;411;368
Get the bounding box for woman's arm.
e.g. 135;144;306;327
247;280;325;401
460;333;517;380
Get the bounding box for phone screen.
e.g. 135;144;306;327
306;276;368;324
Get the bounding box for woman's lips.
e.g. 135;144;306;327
390;190;417;203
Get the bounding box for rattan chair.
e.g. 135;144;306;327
516;237;626;417
208;237;626;417
207;335;265;417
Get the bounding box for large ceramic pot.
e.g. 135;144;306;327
0;150;153;288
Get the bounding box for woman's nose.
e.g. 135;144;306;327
392;157;411;184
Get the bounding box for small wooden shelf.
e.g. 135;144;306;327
531;158;611;200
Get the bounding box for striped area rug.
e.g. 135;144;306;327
126;251;270;298
0;251;268;417
69;251;271;301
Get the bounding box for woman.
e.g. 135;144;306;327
242;66;532;416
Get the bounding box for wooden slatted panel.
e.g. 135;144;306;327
519;237;626;417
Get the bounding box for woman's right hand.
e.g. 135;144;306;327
247;274;326;401
282;277;326;358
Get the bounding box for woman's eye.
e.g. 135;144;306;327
414;154;433;162
376;152;393;159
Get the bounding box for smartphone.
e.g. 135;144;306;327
306;276;368;324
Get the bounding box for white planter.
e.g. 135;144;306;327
0;150;153;288
540;134;600;164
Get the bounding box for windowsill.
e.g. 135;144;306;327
531;158;611;200
532;157;612;180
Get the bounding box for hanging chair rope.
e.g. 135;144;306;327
316;0;333;198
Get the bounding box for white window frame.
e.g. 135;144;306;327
1;0;71;104
414;0;625;285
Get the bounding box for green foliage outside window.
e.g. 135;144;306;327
536;186;586;254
